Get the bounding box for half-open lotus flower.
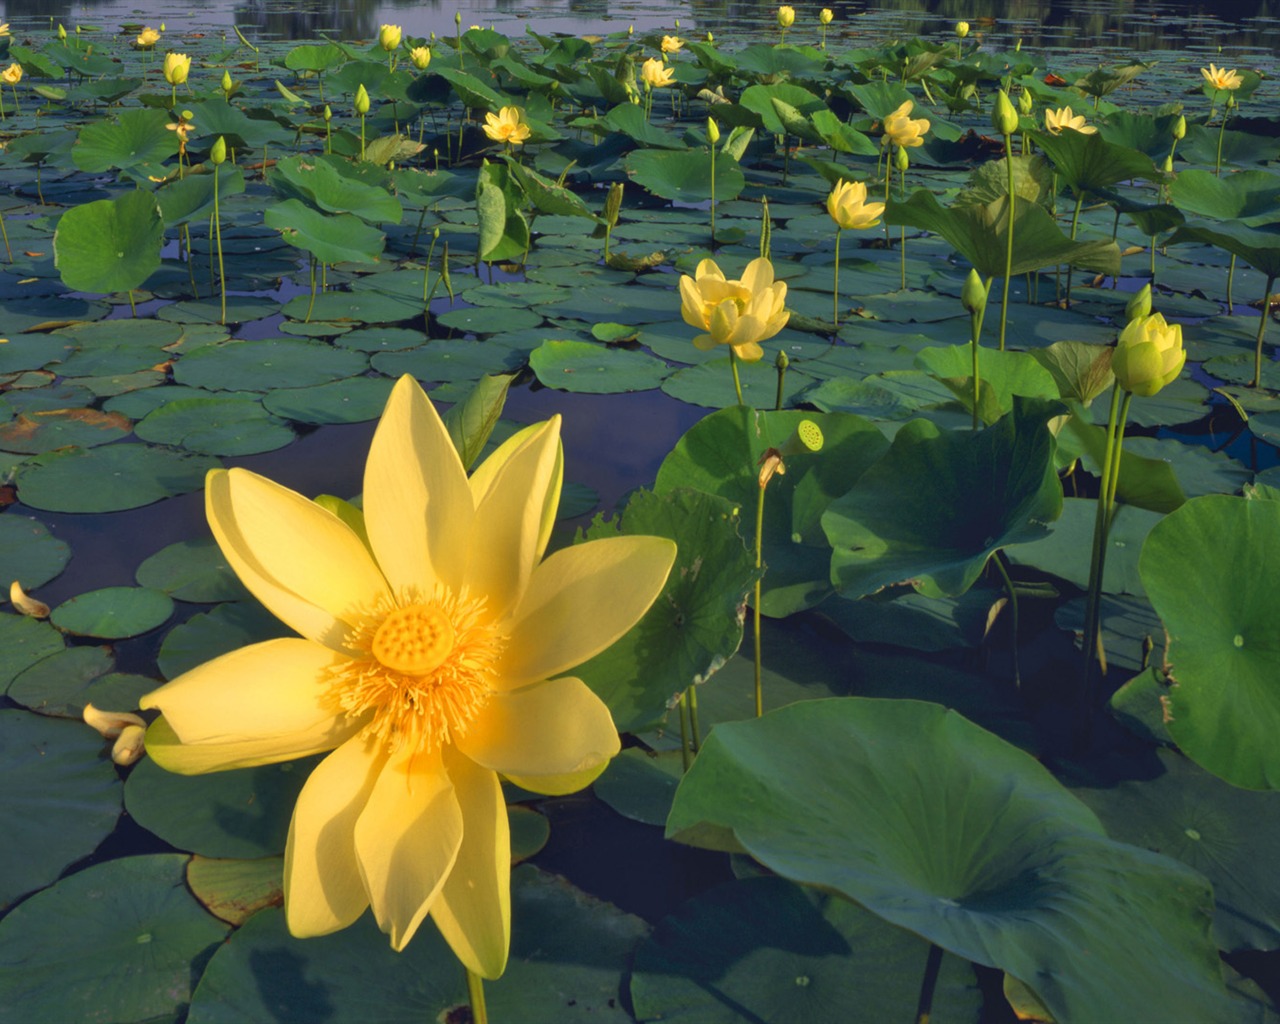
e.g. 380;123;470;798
1201;63;1243;91
1044;106;1097;135
679;257;790;362
882;100;930;148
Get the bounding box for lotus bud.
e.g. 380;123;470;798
379;24;403;52
604;181;624;227
1113;312;1185;397
1172;114;1187;140
57;23;66;40
707;116;721;144
1019;89;1033;116
993;89;1018;137
112;725;147;766
628;25;634;35
1015;38;1022;51
163;52;191;86
355;83;370;115
775;350;790;371
777;6;796;29
211;135;227;165
894;145;910;172
955;20;970;38
1125;284;1152;322
1163;154;1174;174
9;580;50;618
961;269;987;315
455;11;462;26
160;23;166;31
324;104;332;122
410;46;431;70
706;32;714;42
675;18;681;28
221;69;234;96
820;9;834;24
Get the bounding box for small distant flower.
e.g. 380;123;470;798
483;106;531;146
410;46;432;70
0;23;9;37
1201;63;1242;92
164;52;191;86
1;62;22;86
354;83;370;115
661;35;683;54
679;257;789;363
641;57;675;89
955;20;970;38
777;6;796;28
136;26;161;48
820;9;834;24
827;179;885;231
882;100;930;148
1044;106;1097;135
379;24;403;52
165;116;195;147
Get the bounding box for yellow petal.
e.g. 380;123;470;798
141;639;359;766
364;376;474;597
430;747;511;979
470;422;564;569
739;257;775;294
354;747;463;950
458;676;619;790
208;469;389;649
468;417;562;619
499;535;676;688
285;733;383;937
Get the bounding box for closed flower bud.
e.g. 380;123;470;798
164;52;191;86
955;20;970;38
777;6;796;28
1019;89;1033;116
210;135;227;165
993;89;1019;136
1125;284;1152;322
57;23;66;40
1172;114;1187;140
410;46;431;70
894;145;910;172
355;83;370;115
707;116;720;144
324;104;332;122
604;181;624;227
820;8;834;24
961;269;987;314
379;24;402;52
222;69;233;95
1113;312;1185;397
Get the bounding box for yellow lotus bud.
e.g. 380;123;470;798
820;8;834;24
410;46;432;70
355;83;370;115
707;117;721;144
1125;284;1152;322
9;580;50;618
955;20;970;38
324;104;332;122
57;23;66;40
1163;154;1174;174
706;31;714;42
1019;90;1033;116
1015;38;1022;51
163;52;191;86
604;181;624;227
961;269;987;315
379;24;403;52
993;89;1018;137
455;11;462;25
895;145;910;172
777;6;796;28
1173;114;1187;140
211;135;227;165
1113;312;1185;397
222;69;233;95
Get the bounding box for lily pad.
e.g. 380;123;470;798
156;601;290;681
625;148;746;204
262;377;396;425
0;613;66;690
54;188;165;295
7;645;115;717
135;396;296;457
186;855;284;927
529;339;670;394
135;538;249;603
0;515;70;590
0;407;132;455
172;339;368;392
15;444;220;513
51;586;174;640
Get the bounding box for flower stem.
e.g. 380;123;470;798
466;969;488;1024
709;144;716;248
832;227;842;328
1227;254;1237;314
1215;107;1228;177
991;552;1021;688
729;348;745;406
1081;385;1128;706
213;166;226;326
687;683;701;750
1253;274;1277;387
914;944;944;1024
753;476;766;718
969;289;989;430
1065;192;1084;306
999;135;1015;351
0;208;11;262
678;691;692;771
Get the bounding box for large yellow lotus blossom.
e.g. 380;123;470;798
482;106;531;146
379;24;403;51
1201;63;1242;92
641;57;675;89
1113;312;1185;397
1043;106;1097;135
1;63;22;86
661;35;684;54
164;52;191;86
882;100;930;148
136;26;161;48
141;376;676;976
679;257;789;362
827;179;885;231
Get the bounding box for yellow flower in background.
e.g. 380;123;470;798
1;63;22;86
883;100;930;148
680;257;790;362
819;9;834;24
163;52;191;85
136;26;160;48
141;375;676;974
956;20;970;38
641;57;675;89
410;46;432;70
379;24;403;51
1113;313;1185;397
827;179;885;231
661;34;683;54
1201;63;1242;91
1044;106;1097;135
777;6;796;28
0;24;9;36
482;106;531;146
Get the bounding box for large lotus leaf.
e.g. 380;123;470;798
261;376;396;425
0;406;132;455
476;160;531;263
1171;169;1280;227
1165;220;1280;278
15;445;220;513
823;399;1063;599
1057;410;1186;514
529;339;670;394
0;710;121;911
0;614;66;691
740;83;826;137
624;149;746;204
187;98;293;151
574;489;758;733
1097;110;1184;158
284;41;347;72
734;44;826;80
594;102;684;149
504;157;596;220
135;396;296;456
187;865;644;1024
1031;127;1164;196
0;515;70;591
887;191;1121;278
631;876;981;1024
914;345;1058;424
173;338;367;392
263;199;385;265
54;188;164;295
7;645;114;717
0;854;229;1023
1140;494;1280;790
656;406;889;615
270;154;403;225
666;698;1236;1024
156;164;247;228
72;107;178;174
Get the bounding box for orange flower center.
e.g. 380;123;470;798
331;587;506;755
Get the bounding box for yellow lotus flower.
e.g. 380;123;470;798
379;24;403;52
164;52;191;86
1113;312;1185;397
956;20;971;38
882;100;930;148
641;57;675;89
1043;106;1097;135
0;24;9;37
410;46;432;70
827;179;885;231
140;376;675;975
136;27;160;48
777;6;796;28
661;35;683;54
679;257;789;362
1201;63;1242;92
1;63;22;86
820;9;834;24
482;106;531;146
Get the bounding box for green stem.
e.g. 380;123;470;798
359;113;366;161
213;169;226;325
729;348;745;406
127;289;136;317
1252;273;1277;387
832;227;842;328
1065;192;1084;306
899;164;907;291
709;145;716;247
991;553;1021;689
687;683;701;751
678;690;692;771
1227;254;1237;314
1082;385;1124;705
753;478;766;719
999;135;1015;351
306;255;318;323
1215;106;1228;177
969;294;988;430
914;944;945;1024
466;969;488;1024
0;208;11;262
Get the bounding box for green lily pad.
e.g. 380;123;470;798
264;199;386;265
15;444;220;513
529;339;670;394
186;855;284;927
0;613;65;690
1140;494;1280;790
172;339;368;392
135;396;296;456
135;538;249;603
0;710;121;911
0;515;70;590
0;854;229;1022
435;305;544;334
0;406;132;455
156;601;290;681
509;805;551;864
51;586;174;640
666;698;1236;1024
282;290;424;325
661;357;814;409
7;645;115;717
593;747;685;827
631;876;981;1024
271;154;403;225
261;377;396;425
819;586;997;653
54;188;165;295
156;297;281;326
372;339;530;383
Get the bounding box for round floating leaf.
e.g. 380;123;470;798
135;396;296;456
435;306;544;334
661;357;814;409
15;444;220;513
125;754;321;859
331;326;424;352
173;339;368;392
71;107;179;174
1140;494;1280;790
0;407;132;455
271;155;403;224
0;613;65;690
156;297;281;325
262;377;396;425
51;586;174;640
624;148;746;204
823;399;1064;599
0;515;70;590
529;339;670;394
594;747;685;827
666;699;1236;1024
0;854;229;1022
631;876;981;1024
282;289;424;324
0;710;121;910
373;339;530;382
186;856;284;926
509;805;551;864
136;538;250;603
7;645;115;717
156;601;289;680
54;188;165;294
